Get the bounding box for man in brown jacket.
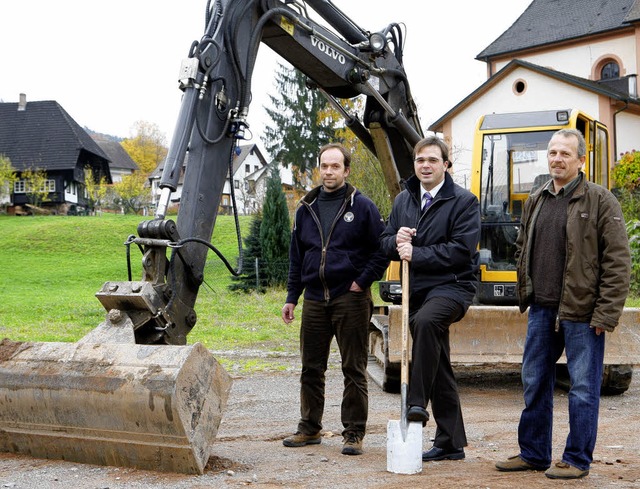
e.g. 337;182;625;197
495;129;631;480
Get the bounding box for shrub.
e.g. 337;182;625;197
612;151;640;297
627;219;640;297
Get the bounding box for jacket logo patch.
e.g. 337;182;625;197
344;212;354;222
580;212;589;219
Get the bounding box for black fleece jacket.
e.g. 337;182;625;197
286;183;389;304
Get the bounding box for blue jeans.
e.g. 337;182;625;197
518;304;605;471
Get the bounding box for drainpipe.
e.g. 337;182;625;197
629;74;637;99
612;101;628;162
612;74;637;160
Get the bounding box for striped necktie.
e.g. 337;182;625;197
422;192;433;210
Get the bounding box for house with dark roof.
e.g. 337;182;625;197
148;143;272;215
91;136;139;182
429;0;640;183
0;94;112;214
241;161;304;214
221;144;269;215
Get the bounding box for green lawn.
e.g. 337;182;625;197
0;214;300;369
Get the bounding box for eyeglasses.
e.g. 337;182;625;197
413;156;444;165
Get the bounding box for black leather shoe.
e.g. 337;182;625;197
406;405;428;426
422;446;465;461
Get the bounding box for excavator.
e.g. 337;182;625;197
370;108;640;395
0;0;637;475
0;0;422;475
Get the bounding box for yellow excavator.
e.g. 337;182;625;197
368;109;640;396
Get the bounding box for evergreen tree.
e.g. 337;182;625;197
262;62;334;187
260;166;291;287
229;213;265;292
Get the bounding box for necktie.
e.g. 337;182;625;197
422;192;432;210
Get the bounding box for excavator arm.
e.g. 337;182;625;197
97;0;423;346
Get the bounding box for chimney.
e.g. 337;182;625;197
629;75;637;99
18;93;27;111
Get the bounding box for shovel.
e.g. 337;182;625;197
386;259;423;474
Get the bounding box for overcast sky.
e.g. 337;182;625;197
1;0;532;152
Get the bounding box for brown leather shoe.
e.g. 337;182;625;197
545;461;589;479
495;455;547;472
282;431;321;447
341;432;363;455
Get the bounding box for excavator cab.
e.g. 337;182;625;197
471;109;610;304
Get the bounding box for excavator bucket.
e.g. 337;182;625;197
0;312;232;474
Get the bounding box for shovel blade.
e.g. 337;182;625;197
386;419;422;474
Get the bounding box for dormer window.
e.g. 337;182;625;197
600;61;619;80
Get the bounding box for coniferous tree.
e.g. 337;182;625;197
260;166;291;287
262;62;334;187
229;213;264;292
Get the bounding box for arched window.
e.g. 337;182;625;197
600;62;620;80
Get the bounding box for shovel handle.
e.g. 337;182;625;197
401;259;410;385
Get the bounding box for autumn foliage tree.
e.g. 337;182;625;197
121;121;168;174
83;166;108;214
0;155;17;213
612;150;640;295
112;173;151;214
113;120;168;215
612;149;640;222
21;167;50;210
612;150;640;190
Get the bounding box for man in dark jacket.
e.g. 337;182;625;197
380;135;481;463
495;129;631;479
281;143;389;456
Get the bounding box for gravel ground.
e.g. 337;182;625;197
1;354;639;489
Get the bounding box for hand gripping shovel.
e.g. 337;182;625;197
386;260;423;474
